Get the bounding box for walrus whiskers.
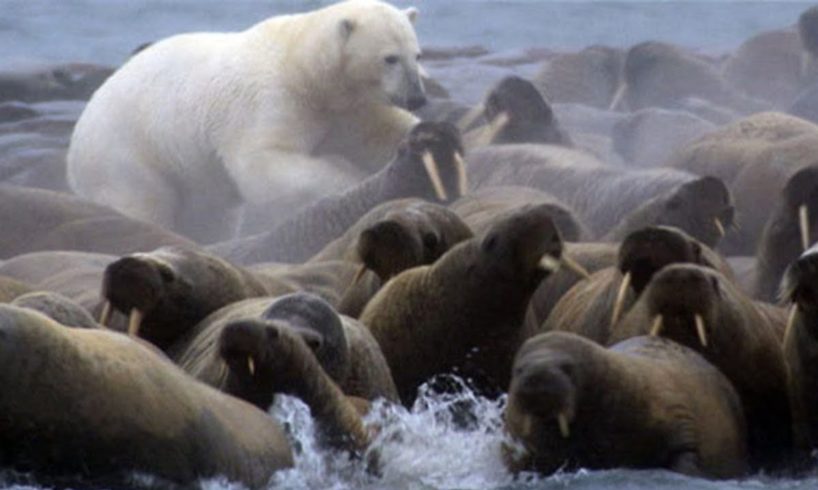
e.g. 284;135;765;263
649;315;664;337
128;308;143;337
800;204;810;251
694;314;708;347
421;151;448;201
714;217;726;238
561;255;591;280
98;301;112;328
454;151;468;197
557;412;571;439
611;272;632;328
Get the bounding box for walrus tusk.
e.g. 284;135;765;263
694;314;708;348
783;305;798;349
454;151;468;197
247;356;256;376
483;111;510;144
562;255;591;280
540;254;561;272
608;83;627;111
800;204;810;251
714;217;726;238
649;315;664;337
422;151;448;201
127;308;143;337
352;264;367;285
98;301;112;328
557;412;570;439
611;272;632;328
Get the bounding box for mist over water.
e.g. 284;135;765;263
1;0;816;68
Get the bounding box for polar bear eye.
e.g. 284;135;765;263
384;55;400;65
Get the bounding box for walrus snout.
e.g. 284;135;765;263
219;319;271;376
511;363;576;421
357;220;423;281
648;265;720;315
783;247;818;310
666;177;734;247
102;256;173;315
402;121;466;202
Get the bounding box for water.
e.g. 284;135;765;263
1;1;817;68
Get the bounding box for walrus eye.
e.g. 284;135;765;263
384;55;399;65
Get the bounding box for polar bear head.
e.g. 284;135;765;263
335;0;426;110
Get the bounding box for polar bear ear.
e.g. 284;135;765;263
339;18;356;41
404;7;419;24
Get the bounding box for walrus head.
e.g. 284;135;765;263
478;76;569;146
782;244;818;318
218;318;327;410
100;246;267;350
384;121;467;203
657;176;734;249
507;332;599;443
638;264;722;350
354;203;473;283
617;226;704;297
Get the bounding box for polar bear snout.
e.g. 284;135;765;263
388;74;426;110
405;79;427;110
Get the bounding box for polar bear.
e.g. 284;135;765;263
67;0;425;244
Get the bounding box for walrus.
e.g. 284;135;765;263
467;144;733;247
11;291;98;329
0;184;197;259
450;185;586;240
504;332;748;478
754;165;818;301
461;75;572;148
543;226;729;344
532;45;624;109
0;304;292;487
611;263;793;472
208;121;469;265
0;274;32;303
361;204;567;404
667;111;818;254
800;6;818;80
609;41;764;115
781;243;818;452
173;293;398;406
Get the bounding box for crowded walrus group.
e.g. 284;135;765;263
7;0;818;486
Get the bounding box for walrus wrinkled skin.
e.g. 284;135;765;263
361;204;564;404
504;332;748;479
0;305;292;487
612;264;793;472
543;226;728;344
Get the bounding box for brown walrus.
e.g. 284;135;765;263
780;244;818;453
11;291;98;329
0;304;292;487
611;263;793;472
754;165;818;301
504;332;748;478
543;226;730;344
173;292;398;407
361;204;566;404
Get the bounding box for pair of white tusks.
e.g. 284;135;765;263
649;313;708;347
421;150;468;201
98;301;143;337
540;254;591;280
800;204;811;251
520;412;571;439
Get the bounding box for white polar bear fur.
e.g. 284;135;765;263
67;0;423;243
